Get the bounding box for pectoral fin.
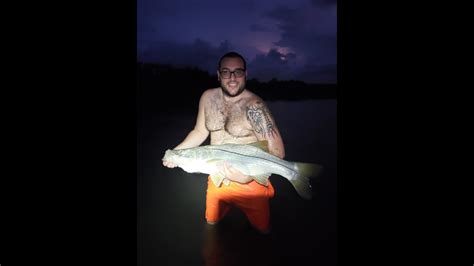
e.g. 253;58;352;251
207;159;224;164
248;141;269;152
210;173;225;187
207;159;226;187
252;173;271;186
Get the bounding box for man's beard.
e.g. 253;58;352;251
220;80;246;97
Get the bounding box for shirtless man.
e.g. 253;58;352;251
162;51;285;233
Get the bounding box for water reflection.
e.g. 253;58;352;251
201;221;278;266
138;99;337;265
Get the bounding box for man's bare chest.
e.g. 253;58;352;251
205;102;252;137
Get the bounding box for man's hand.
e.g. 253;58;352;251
217;162;253;184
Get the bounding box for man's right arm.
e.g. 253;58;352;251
163;91;210;168
173;91;210;149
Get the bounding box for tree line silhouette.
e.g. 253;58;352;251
137;62;336;112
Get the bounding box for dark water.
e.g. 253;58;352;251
137;100;337;266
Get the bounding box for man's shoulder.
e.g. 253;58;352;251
242;90;265;106
199;88;219;103
201;88;220;98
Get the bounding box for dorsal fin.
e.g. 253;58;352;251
248;140;269;152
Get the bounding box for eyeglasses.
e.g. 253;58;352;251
219;68;246;79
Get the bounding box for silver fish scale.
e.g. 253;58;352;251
165;143;320;199
202;144;298;179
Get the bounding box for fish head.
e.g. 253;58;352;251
163;148;209;174
163;149;181;164
162;148;197;165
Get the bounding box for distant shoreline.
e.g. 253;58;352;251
137;62;337;102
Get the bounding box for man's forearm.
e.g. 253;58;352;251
219;162;253;184
174;129;209;150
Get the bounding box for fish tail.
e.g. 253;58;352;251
289;163;323;200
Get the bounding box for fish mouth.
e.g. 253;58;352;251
163;149;177;160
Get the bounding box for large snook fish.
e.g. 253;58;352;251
162;141;322;199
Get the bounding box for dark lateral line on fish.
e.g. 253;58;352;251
211;148;296;173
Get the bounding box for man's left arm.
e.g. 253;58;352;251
245;100;285;159
220;100;285;185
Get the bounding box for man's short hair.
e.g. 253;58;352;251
218;52;247;70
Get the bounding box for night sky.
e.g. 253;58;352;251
138;0;337;84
